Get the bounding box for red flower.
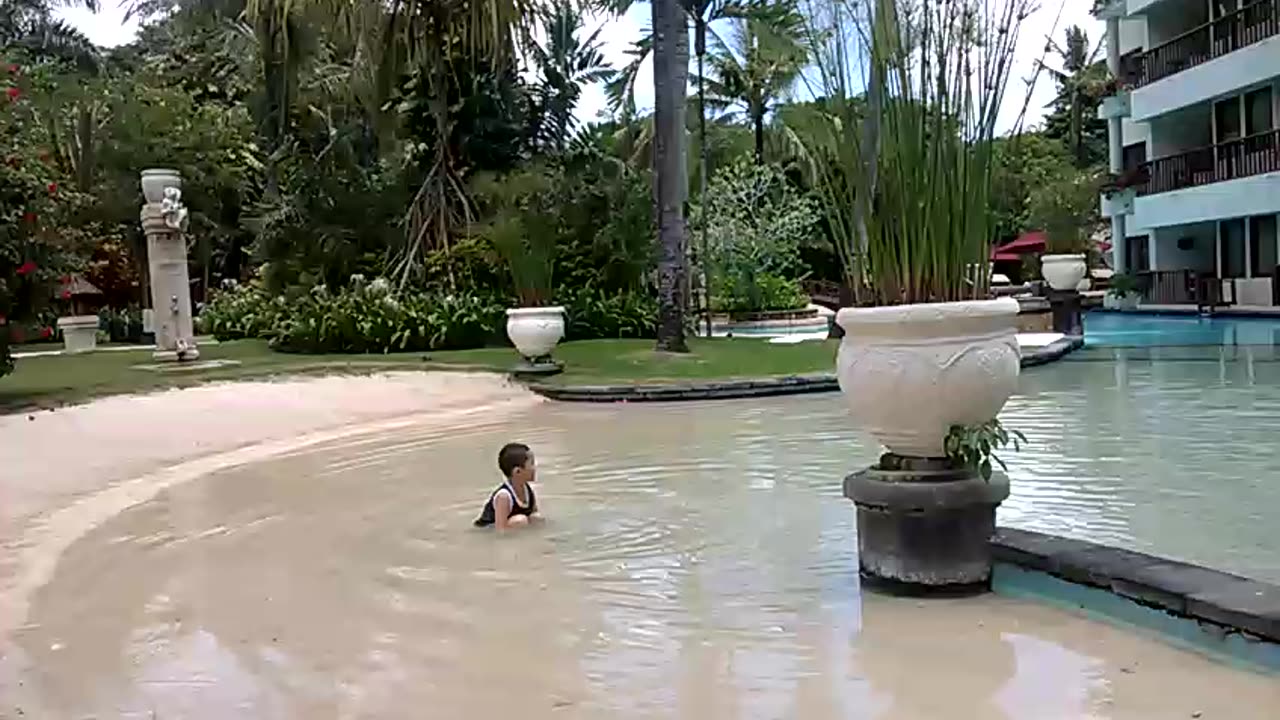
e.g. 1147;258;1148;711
7;64;17;74
47;182;57;194
60;290;72;300
22;211;36;224
16;261;37;276
5;86;18;101
40;327;52;339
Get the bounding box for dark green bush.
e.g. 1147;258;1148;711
199;278;659;353
563;288;657;341
199;277;506;354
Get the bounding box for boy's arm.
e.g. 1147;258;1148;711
492;490;513;530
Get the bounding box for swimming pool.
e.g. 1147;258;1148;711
1085;310;1280;347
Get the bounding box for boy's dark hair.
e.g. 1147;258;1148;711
498;443;531;478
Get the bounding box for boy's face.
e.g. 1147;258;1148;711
513;453;537;483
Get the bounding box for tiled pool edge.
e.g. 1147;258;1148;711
992;527;1280;673
528;336;1085;402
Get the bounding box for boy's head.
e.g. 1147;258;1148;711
498;442;536;483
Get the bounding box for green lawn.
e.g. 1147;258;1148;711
0;337;837;413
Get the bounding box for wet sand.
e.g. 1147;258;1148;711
2;388;1277;719
0;372;540;641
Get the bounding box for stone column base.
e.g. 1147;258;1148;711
844;455;1010;596
153;347;200;362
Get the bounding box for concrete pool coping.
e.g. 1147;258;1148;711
992;528;1280;672
527;336;1085;402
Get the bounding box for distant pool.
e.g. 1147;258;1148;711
1085;311;1280;347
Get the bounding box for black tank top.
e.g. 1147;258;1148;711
474;482;537;527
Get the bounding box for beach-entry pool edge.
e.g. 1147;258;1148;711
992;527;1280;674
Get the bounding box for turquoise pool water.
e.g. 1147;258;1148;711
1085;310;1280;347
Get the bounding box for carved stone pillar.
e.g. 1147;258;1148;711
140;172;198;361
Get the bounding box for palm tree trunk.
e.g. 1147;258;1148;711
652;0;689;352
753;106;765;164
696;17;711;339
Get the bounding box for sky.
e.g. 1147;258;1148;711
58;0;1103;133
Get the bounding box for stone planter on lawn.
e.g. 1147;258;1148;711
506;306;565;375
57;315;100;354
835;297;1021;593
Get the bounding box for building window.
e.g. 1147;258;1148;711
1127;235;1150;273
1245;87;1274;136
1249;215;1278;277
1122;142;1147;171
1221;219;1247;278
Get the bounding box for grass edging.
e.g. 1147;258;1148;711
525;336;1085;403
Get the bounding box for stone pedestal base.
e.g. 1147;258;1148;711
153;347;201;362
512;356;564;377
1048;290;1083;336
844;455;1010;595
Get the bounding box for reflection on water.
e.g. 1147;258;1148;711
6;354;1280;718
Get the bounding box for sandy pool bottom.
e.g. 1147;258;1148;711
1;376;1278;719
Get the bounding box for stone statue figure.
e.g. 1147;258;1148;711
160;186;189;231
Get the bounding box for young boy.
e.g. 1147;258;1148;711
474;442;541;529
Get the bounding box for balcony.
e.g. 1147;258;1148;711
1138;129;1280;196
1137;1;1279;87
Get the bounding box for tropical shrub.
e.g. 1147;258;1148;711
2;56;94;374
200;277;507;354
1030;170;1104;255
562;287;657;341
197;279;288;341
270;279;506;353
470;167;560;307
693;159;818;312
710;272;809;314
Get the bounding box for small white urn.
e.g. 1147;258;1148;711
56;315;100;354
140;168;182;204
835;298;1021;458
506;306;565;360
1041;254;1087;291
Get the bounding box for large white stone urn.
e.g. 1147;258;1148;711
506;306;565;359
56;315;100;354
140;168;181;203
835;298;1021;458
1040;254;1087;291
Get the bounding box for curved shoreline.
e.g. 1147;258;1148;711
0;372;541;642
528;336;1086;403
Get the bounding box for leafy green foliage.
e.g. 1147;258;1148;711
1108;273;1140;299
562;287;656;341
2;55;97;375
1040;26;1109;170
989;132;1078;244
693;159;816;312
200;276;506;354
470;167;560;307
1029;169;1103;255
945;420;1026;482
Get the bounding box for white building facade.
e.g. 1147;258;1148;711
1096;0;1280;306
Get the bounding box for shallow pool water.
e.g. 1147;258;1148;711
5;361;1280;718
1085;310;1280;347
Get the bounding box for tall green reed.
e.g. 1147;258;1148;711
799;0;1035;306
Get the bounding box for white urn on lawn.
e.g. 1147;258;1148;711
1040;254;1087;291
506;306;565;362
835;297;1021;458
57;315;100;354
